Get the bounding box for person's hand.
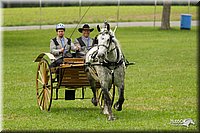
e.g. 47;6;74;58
60;48;64;53
75;45;81;51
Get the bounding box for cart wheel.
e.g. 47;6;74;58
98;85;115;110
36;58;53;111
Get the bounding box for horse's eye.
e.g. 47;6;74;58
102;37;104;40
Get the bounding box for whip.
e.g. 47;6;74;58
69;6;91;38
62;6;91;58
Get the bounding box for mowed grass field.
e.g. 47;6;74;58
3;26;198;131
3;5;198;26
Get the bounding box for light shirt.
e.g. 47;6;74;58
82;36;91;50
60;37;67;54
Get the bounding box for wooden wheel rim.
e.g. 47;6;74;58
36;59;53;111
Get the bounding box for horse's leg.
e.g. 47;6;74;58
95;66;115;120
102;85;112;115
91;81;97;106
114;66;125;111
87;72;97;106
102;102;109;115
114;82;124;111
102;87;115;121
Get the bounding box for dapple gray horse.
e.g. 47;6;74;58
85;22;126;120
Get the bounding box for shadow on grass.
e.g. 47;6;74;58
50;106;100;113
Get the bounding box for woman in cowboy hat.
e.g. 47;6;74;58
72;23;95;58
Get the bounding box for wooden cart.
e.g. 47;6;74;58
34;53;115;111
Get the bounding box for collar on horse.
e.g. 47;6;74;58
102;47;124;70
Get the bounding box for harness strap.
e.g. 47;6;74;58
105;47;121;66
102;59;124;70
98;44;109;49
77;37;86;47
90;33;124;85
108;47;117;53
52;37;71;46
92;35;98;45
87;66;99;82
52;37;59;46
101;59;123;85
111;70;114;84
91;50;98;59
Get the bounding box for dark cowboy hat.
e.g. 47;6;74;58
78;24;94;33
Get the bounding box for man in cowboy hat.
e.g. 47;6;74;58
72;24;95;58
50;23;73;67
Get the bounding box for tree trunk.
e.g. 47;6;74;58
161;1;171;30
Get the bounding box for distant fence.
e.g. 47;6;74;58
2;0;198;28
2;0;199;8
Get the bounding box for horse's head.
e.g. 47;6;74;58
96;22;113;62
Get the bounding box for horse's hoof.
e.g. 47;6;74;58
103;107;109;115
114;102;122;111
108;115;116;121
91;97;97;106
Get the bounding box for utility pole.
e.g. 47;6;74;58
39;0;42;30
79;0;81;19
153;0;157;28
116;0;120;27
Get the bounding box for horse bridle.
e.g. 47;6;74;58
94;30;124;85
95;31;123;68
97;31;116;53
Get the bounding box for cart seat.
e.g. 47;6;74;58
59;58;100;88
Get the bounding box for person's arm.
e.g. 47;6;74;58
50;39;63;56
71;38;81;51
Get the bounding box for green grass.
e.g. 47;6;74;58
3;27;198;131
3;5;198;26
